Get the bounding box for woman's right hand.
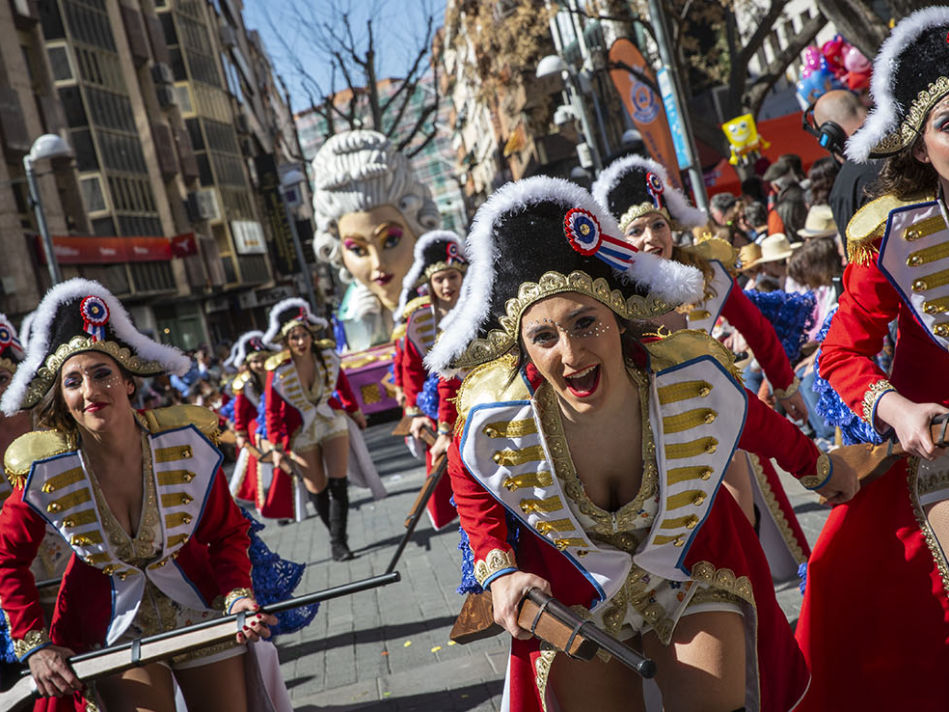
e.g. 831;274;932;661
235;434;247;451
877;391;949;461
28;645;81;698
409;416;435;441
271;450;287;472
489;571;552;640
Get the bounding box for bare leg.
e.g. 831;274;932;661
924;498;949;566
723;453;756;527
95;662;176;712
175;653;248;712
644;610;746;712
322;432;350;480
548;648;645;712
298;446;328;493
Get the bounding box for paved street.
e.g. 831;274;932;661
255;417;831;711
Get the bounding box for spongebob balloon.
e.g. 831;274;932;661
722;113;771;166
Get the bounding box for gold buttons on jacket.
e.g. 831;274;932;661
692;492;707;506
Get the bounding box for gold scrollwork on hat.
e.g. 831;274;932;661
874;75;949;156
452;270;672;368
23;336;165;410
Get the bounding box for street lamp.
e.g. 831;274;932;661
24;134;73;286
280;167;318;312
537;53;602;172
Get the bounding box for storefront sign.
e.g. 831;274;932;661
42;235;173;264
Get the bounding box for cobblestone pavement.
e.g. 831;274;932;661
256;418;831;711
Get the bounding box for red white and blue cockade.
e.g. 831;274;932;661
645;171;665;209
79;295;110;343
446;242;466;266
563;207;639;271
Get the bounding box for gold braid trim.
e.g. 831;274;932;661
534;647;558;712
0;357;18;375
908;459;949;599
872;76;949;156
861;379;895;426
800;453;833;490
746;452;807;564
689;562;754;605
23;337;165;410
452;270;673;369
224;587;254;613
773;377;800;400
13;628;50;660
473;548;517;587
421;261;467;284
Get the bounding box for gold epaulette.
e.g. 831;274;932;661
683;237;739;274
231;371;251;394
455;353;529;432
315;338;337;352
846;192;934;265
142;405;221;444
265;350;291;372
644;329;743;385
4;431;74;488
391;322;407;341
402;295;432;321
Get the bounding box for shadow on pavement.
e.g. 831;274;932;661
295;680;500;711
276;615;461;659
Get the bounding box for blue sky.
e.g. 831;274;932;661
242;0;446;113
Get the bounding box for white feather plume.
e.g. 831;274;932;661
262;297;328;346
591;154;707;228
396;230;465;318
226;330;275;370
1;278;190;415
847;6;949;162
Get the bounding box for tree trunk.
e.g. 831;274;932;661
815;0;888;58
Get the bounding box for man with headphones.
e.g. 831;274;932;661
805;90;881;253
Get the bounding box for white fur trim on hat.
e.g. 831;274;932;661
262;297;328;346
396;230;465;318
425;176;704;375
847;6;949;162
18;310;35;352
226;330;275;370
591;154;707;229
0;278;190;416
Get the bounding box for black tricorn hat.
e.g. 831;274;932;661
848;7;949;160
224;330;276;370
591;155;707;232
0;278;189;415
426;176;704;373
263;298;328;345
396;230;467;317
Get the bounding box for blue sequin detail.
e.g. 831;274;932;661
742;290;816;362
417;372;440;421
812;308;884;446
0;608;15;664
454;494;521;595
797;562;808;595
255;390;267;439
219;398;235;421
243;511;318;636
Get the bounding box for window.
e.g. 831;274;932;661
47;45;74;81
58;86;88;128
70;128;98;170
80;175;107;212
92;215;116;235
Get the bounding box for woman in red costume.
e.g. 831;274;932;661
397;230;468;528
427;177;856;711
263;298;366;561
592;158;811;581
227;330;278;516
797;9;949;709
0;279;280;712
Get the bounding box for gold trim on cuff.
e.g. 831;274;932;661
800;452;833;490
861;379;895;426
473;548;517;587
773;377;800;400
224;587;254;613
13;628;50;659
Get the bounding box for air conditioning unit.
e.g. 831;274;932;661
156;84;176;108
185;189;220;222
151;62;174;85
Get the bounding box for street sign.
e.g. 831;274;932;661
656;68;690;171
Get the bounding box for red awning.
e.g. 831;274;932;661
38;234;195;264
704;111;829;197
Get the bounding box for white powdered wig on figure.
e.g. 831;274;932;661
1;278;189;415
311;130;441;283
425;176;704;375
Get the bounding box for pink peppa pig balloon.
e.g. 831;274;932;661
843;46;872;92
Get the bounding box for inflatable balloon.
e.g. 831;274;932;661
722;113;770;166
796;56;845;108
821;35;849;79
843;46;872;92
801;45;821;79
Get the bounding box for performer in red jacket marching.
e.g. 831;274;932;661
397;230;468;529
592;157;812;581
797;9;949;709
263;298;365;561
226;330;278;515
0;278;281;711
426;177;857;711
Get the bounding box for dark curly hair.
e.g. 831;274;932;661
868;137;938;199
807;157;840;207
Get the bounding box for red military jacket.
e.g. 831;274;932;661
450;332;817;711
